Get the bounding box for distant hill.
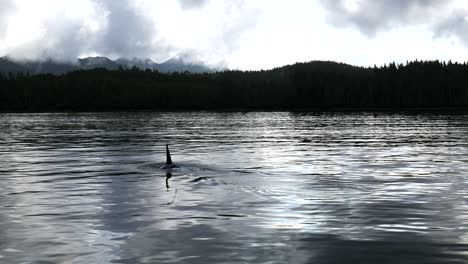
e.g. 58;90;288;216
0;57;78;75
0;56;216;75
115;56;216;73
155;57;215;73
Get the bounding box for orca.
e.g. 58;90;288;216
160;144;179;170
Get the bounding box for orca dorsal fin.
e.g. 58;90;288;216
166;144;173;165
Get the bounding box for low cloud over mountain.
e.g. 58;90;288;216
0;56;218;75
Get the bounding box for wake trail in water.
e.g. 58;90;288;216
136;161;309;205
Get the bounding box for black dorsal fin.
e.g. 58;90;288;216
166;144;173;165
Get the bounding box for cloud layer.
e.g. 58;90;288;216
320;0;451;36
1;0;468;69
433;9;468;48
0;0;252;65
320;0;468;56
2;0;158;61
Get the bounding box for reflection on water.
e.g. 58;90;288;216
1;112;468;263
166;172;172;190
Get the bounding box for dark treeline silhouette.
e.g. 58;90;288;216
1;60;468;111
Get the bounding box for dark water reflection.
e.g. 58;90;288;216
1;112;468;263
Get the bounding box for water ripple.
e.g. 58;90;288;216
1;112;468;263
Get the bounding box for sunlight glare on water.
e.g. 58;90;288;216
1;112;468;263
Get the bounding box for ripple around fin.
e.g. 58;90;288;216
137;162;219;174
160;164;179;170
190;176;210;183
137;162;277;196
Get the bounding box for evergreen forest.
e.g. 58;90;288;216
1;60;468;111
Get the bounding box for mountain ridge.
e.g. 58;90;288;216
0;56;217;75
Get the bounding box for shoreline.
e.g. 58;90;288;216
2;107;468;114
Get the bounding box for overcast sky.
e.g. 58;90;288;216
1;0;468;70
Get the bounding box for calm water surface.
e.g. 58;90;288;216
1;112;468;263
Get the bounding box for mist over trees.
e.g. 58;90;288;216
1;60;468;111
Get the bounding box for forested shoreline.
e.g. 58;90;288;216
1;60;468;111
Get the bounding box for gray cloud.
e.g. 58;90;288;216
7;0;164;62
178;0;209;9
95;0;157;57
2;0;256;66
320;0;451;36
434;10;468;48
41;19;87;61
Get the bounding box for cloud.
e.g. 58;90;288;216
320;0;452;36
4;0;102;61
434;9;468;48
1;0;254;66
94;0;158;57
178;0;210;9
5;0;166;62
139;0;257;66
0;0;15;38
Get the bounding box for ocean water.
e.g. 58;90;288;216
1;112;468;263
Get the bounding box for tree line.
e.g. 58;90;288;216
1;60;468;111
